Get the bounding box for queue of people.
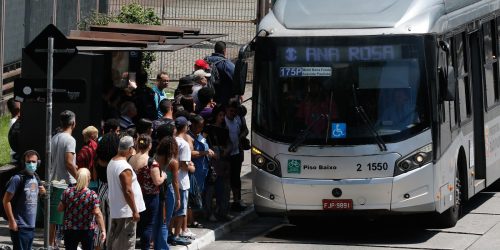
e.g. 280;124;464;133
2;40;250;250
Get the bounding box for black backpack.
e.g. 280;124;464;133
0;173;39;220
205;57;227;88
134;85;158;121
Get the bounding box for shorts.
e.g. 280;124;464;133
174;189;188;217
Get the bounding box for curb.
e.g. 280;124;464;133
173;205;257;250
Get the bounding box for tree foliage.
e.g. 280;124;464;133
78;3;161;74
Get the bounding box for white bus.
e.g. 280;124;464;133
234;0;500;227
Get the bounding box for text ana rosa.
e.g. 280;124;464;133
303;164;337;170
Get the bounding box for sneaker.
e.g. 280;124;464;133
209;214;218;222
181;228;197;239
171;236;192;246
231;201;247;212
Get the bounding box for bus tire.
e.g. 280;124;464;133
436;168;461;228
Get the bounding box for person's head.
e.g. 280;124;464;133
118;135;135;157
120;101;137;118
23;150;40;175
60;110;76;130
137;118;153;135
136;70;148;87
225;98;240;120
96;133;120;162
178;75;195;95
156;123;176;141
194;59;210;71
180;95;195;113
156;72;169;90
197;87;215;108
136;134;152;153
211;104;226;125
214;41;226;55
82;126;99;143
125;127;138;140
103;118;121;135
175;116;191;134
193;69;210;86
75;168;91;191
156;136;178;165
7;98;20;118
159;99;173;116
189;115;204;135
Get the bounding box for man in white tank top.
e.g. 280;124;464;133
106;136;146;250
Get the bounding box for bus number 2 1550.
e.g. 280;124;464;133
357;162;389;171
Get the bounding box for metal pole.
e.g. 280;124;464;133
44;37;54;250
52;0;57;24
76;0;80;24
0;0;6;113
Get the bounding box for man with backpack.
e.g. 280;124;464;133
205;41;236;105
2;150;45;250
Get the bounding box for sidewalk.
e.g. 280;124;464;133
0;150;255;250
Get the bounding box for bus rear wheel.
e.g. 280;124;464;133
436;169;461;228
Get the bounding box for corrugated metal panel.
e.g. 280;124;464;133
4;0;25;65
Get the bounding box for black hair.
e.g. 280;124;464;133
159;99;173;114
103;118;120;133
7;98;20;116
156;123;175;141
136;118;153;135
96;133;120;162
197;87;215;107
136;70;148;86
190;114;204;125
227;98;240;109
156;136;178;160
214;41;226;54
180;95;195;113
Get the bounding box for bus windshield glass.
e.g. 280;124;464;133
252;35;431;145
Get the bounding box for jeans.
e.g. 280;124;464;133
10;228;34;250
64;229;94;250
153;184;175;250
139;194;160;250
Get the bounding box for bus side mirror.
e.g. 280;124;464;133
233;44;251;96
438;66;456;101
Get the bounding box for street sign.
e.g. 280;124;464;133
24;24;77;74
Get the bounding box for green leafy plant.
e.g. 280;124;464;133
78;3;161;74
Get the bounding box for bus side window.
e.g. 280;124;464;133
482;20;499;108
455;32;472;121
439;49;448;124
448;37;458;129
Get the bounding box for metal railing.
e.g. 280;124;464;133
107;0;258;81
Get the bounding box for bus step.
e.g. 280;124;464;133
474;179;486;194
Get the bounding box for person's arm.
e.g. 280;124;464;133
119;169;140;221
57;201;65;212
94;206;106;242
3;192;17;231
170;160;181;210
150;165;166;186
65;152;78;179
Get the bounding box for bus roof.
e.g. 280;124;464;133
267;0;488;35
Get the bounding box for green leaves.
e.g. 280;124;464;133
117;3;161;26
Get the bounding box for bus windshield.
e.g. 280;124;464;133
252;35;431;145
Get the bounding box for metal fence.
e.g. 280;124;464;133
107;0;258;81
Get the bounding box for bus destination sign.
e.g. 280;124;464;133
279;67;332;77
282;45;402;63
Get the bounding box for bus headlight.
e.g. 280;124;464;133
395;144;432;176
252;146;281;177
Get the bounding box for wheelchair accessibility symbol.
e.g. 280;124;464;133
331;123;346;138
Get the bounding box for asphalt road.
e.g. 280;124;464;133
203;180;500;250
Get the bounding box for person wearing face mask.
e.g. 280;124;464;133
2;150;46;250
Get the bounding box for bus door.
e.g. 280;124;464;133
469;31;487;192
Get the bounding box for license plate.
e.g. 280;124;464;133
322;199;353;210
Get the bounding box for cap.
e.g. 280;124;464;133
194;59;210;70
178;75;195;87
175;116;191;127
193;69;211;79
118;136;135;151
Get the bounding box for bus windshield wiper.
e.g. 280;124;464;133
288;114;327;152
351;85;387;151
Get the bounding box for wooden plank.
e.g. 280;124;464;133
70;30;167;44
90;23;185;36
67;37;149;47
